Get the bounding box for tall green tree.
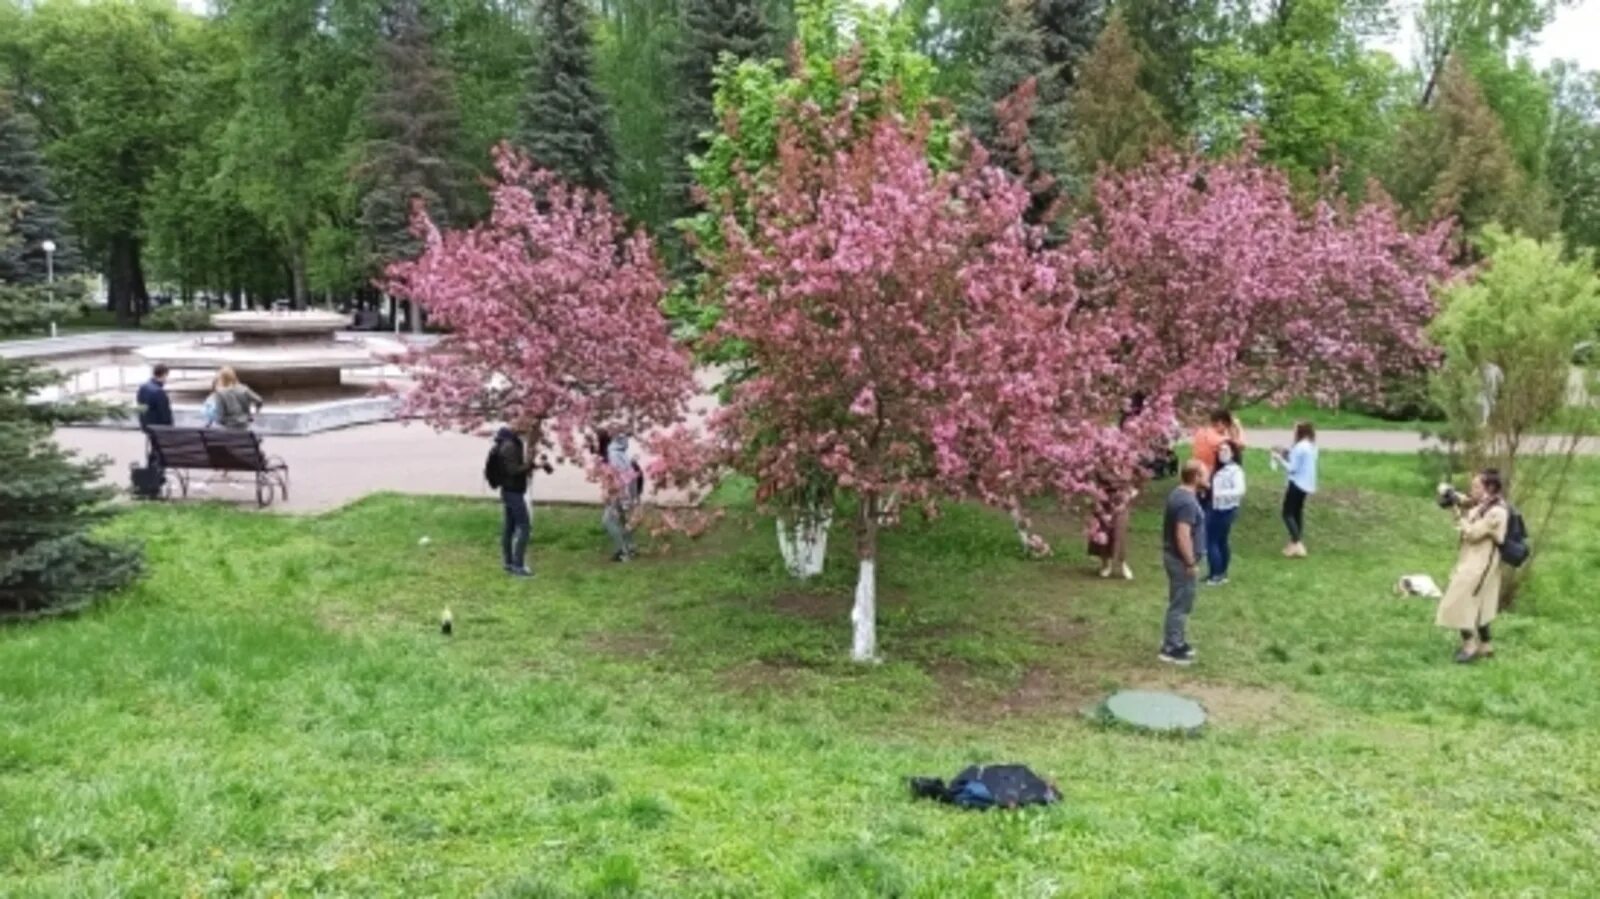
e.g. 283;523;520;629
221;0;374;307
1546;62;1600;259
1;211;139;618
663;0;771;232
1069;10;1170;175
963;0;1070;217
1415;0;1553;107
519;0;615;193
356;0;466;278
6;0;193;324
0;92;80;286
598;0;687;234
1196;0;1403;193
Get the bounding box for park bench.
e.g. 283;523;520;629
144;426;290;508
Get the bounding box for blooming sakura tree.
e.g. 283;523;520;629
670;103;1128;662
384;145;696;467
1074;148;1454;424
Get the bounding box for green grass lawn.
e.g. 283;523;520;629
5;454;1600;896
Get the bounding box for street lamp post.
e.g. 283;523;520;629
41;239;57;338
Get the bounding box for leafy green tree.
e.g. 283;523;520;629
220;0;374;307
6;0;193;324
356;0;466;279
1545;62;1600;259
0;91;80;285
1415;0;1553;107
519;0;615;194
1430;227;1600;607
1;211;139;618
1069;11;1170;175
901;0;1001;97
962;0;1070;218
1196;0;1403;194
598;0;687;235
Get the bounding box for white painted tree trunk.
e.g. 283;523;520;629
776;510;832;578
851;557;877;662
1010;506;1035;553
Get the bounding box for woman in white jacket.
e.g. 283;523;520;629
1205;441;1247;586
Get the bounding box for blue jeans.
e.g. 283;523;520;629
1206;507;1238;579
501;490;530;569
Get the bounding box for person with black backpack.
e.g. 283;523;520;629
486;424;553;577
1435;468;1527;663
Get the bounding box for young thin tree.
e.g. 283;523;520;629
383;145;695;464
1429;228;1600;610
519;0;616;194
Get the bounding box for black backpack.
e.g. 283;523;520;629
909;764;1060;811
1499;502;1531;568
484;444;507;489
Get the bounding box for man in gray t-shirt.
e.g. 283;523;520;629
1160;460;1208;665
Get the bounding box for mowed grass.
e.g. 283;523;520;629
4;454;1600;897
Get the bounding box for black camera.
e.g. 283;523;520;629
1436;484;1463;508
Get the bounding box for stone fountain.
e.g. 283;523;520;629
137;310;405;391
125;310;412;434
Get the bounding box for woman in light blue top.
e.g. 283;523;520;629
1205;440;1246;585
1273;421;1318;558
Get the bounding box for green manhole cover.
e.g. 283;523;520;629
1100;690;1207;734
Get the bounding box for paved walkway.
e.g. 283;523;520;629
57;423;682;514
54;423;1599;516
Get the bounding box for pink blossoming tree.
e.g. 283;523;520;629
659;101;1130;662
384;146;696;474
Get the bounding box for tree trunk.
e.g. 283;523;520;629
105;233;149;327
410;299;423;335
289;243;310;309
851;497;880;663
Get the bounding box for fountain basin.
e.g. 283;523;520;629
135;311;406;390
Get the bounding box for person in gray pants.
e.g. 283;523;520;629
600;431;642;562
1160;459;1208;666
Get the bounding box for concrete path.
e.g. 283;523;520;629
55;421;1599;517
56;423;679;514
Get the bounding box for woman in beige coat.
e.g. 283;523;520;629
1435;469;1509;664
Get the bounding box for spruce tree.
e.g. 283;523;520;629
0;93;81;286
1070;12;1170;175
519;0;616;194
963;0;1071;221
1034;0;1105;91
357;0;467;275
666;0;772;230
1;212;140;618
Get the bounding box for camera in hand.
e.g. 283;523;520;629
1436;483;1463;508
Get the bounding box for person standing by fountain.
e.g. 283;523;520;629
208;367;265;430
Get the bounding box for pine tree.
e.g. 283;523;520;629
1389;55;1556;243
519;0;617;193
357;0;467;276
1034;0;1105;91
963;0;1071;219
1070;12;1170;175
0;93;81;286
666;0;772;228
1;213;140;618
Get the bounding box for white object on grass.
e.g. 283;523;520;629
776;510;831;579
418;536;432;546
1394;574;1443;599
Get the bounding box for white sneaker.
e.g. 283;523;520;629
1121;564;1134;581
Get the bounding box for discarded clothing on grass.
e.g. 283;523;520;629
909;764;1060;810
